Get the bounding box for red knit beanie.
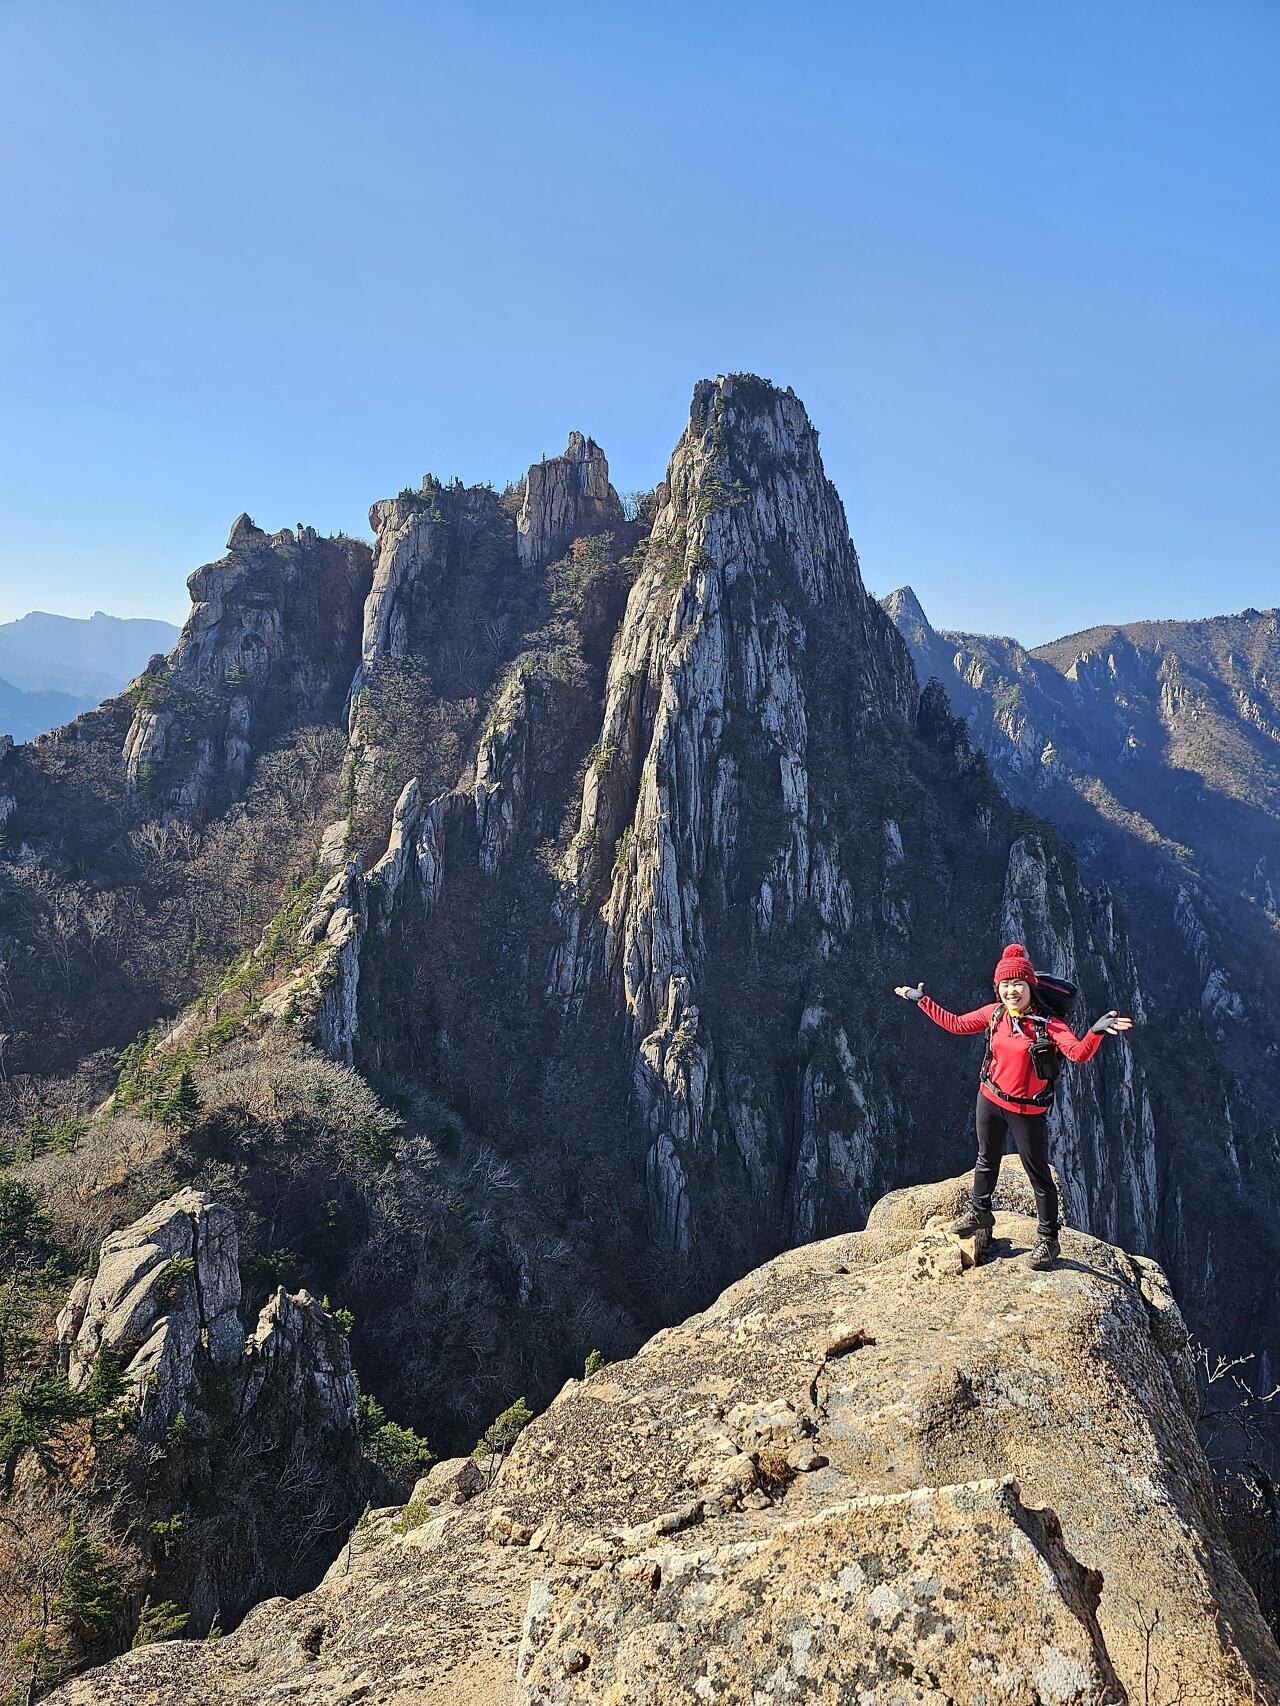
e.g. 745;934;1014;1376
993;943;1037;988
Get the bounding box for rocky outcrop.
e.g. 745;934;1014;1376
234;378;1186;1373
418;1454;485;1507
258;776;465;1064
120;516;371;811
543;379;1126;1265
174;517;369;698
242;1286;357;1431
58;1189;242;1429
348;488;455;719
53;1173;1280;1705
879;582;934;667
55;1189;355;1438
261;438;620;1060
516;432;625;569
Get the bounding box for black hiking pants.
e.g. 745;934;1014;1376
970;1092;1059;1238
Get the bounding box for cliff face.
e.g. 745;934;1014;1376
516;431;625;569
552;379;918;1252
121;516;371;811
881;589;1280;1003
885;587;1280;1388
51;1173;1280;1705
253;378;1159;1309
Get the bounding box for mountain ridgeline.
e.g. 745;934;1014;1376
0;611;181;701
1;376;1277;1686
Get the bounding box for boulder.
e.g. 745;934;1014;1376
418;1456;485;1507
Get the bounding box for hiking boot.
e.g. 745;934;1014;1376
947;1204;995;1238
1025;1234;1061;1271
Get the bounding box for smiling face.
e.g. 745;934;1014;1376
998;978;1032;1014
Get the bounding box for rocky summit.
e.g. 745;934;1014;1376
51;1172;1280;1705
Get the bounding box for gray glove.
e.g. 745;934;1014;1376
895;983;925;1002
1091;1011;1121;1035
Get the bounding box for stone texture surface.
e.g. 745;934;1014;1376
420;1455;486;1506
52;1173;1280;1705
120;516;370;811
61;1188;241;1430
56;1189;356;1441
242;1286;357;1432
515;1479;1122;1704
516;432;625;569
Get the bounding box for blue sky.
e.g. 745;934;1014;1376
1;0;1276;645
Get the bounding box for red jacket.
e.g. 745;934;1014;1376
918;995;1103;1116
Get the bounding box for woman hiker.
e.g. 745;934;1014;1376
894;943;1133;1270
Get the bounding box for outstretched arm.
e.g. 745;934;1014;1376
1048;1011;1133;1063
920;996;996;1035
894;981;994;1035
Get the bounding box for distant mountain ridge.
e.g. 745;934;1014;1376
0;673;92;743
881;588;1280;908
0;608;180;702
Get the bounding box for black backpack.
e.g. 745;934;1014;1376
981;972;1078;1109
1030;973;1077;1022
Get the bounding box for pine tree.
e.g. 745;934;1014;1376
168;1068;201;1131
132;1594;189;1647
57;1511;121;1646
83;1346;128;1436
472;1396;534;1484
0;1370;87;1493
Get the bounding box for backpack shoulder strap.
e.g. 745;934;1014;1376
981;1004;1002;1076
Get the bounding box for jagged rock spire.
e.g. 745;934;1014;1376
882;585;938;683
516;431;624;569
551;375;921;1250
